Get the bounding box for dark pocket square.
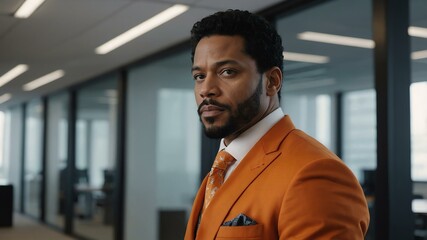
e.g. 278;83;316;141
223;213;257;226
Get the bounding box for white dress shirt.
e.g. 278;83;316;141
219;108;285;181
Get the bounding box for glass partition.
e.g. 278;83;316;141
23;100;44;218
126;50;200;240
410;0;427;238
45;93;69;228
3;106;23;211
74;75;118;240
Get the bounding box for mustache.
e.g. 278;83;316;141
197;99;231;114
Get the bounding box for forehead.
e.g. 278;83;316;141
193;35;248;64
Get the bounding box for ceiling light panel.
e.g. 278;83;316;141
283;52;330;64
412;50;427;60
0;64;28;88
409;26;427;39
0;94;12;104
23;70;65;91
14;0;45;18
95;4;189;54
298;31;375;49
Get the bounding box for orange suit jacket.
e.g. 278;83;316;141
185;116;370;240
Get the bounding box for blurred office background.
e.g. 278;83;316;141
0;0;426;239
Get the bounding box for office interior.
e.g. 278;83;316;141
0;0;426;239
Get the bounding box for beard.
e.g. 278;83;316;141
198;77;263;139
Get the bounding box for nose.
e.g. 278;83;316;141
198;75;219;99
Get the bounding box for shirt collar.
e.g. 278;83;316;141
219;108;284;162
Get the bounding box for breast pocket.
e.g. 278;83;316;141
215;224;263;240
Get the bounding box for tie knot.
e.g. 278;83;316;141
212;150;235;171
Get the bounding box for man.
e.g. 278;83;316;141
185;9;369;240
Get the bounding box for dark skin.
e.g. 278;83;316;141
192;35;282;145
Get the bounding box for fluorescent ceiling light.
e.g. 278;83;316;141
0;64;28;88
283;52;330;64
95;4;189;54
409;26;427;39
285;78;336;91
14;0;45;18
23;70;65;91
0;93;12;104
298;31;374;49
412;50;427;60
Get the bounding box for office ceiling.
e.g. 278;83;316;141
1;0;426;111
0;0;283;110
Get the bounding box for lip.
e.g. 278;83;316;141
199;104;225;118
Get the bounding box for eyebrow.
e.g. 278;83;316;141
191;60;240;72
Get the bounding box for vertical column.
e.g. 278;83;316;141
40;97;48;222
373;0;413;239
114;70;127;240
65;91;76;234
20;103;26;213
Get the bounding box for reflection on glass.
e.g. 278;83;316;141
45;93;68;227
74;76;117;240
24;100;44;217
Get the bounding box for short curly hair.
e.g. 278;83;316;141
190;9;284;76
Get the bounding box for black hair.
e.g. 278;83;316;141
190;9;283;98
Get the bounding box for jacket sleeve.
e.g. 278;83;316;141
278;158;370;240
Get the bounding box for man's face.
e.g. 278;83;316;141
192;35;270;140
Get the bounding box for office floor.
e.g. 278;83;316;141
0;213;76;240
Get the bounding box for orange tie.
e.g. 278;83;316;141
204;150;236;210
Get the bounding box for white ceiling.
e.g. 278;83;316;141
0;0;283;110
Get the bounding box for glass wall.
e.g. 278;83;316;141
410;0;427;238
342;89;377;181
3;106;23;211
126;50;200;240
0;111;5;181
74;75;118;240
23;100;44;218
277;0;375;238
45;93;69;227
282;94;334;150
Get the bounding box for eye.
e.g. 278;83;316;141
193;73;205;81
220;69;237;78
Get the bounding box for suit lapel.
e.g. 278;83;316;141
185;176;208;240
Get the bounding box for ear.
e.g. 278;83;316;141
265;67;282;97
